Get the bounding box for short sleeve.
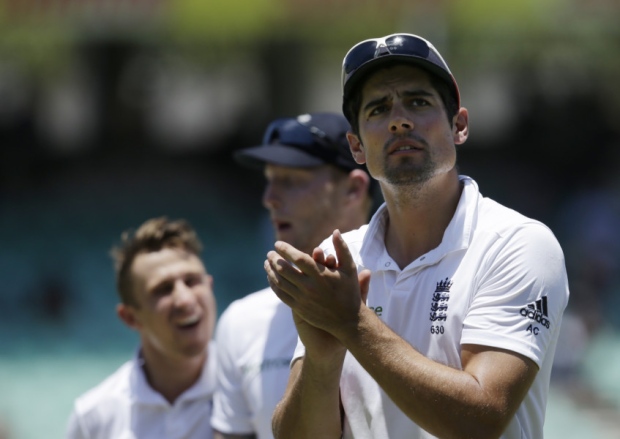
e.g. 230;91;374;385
210;308;255;435
65;406;88;439
291;336;306;366
461;223;570;367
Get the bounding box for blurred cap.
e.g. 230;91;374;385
234;112;362;172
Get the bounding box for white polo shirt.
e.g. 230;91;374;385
293;176;569;439
211;288;296;439
66;343;216;439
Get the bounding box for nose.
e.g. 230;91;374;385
389;105;414;134
172;281;195;309
262;183;280;210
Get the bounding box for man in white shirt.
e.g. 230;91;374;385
66;217;217;439
266;34;570;438
211;112;377;439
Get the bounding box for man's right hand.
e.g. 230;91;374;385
294;236;372;360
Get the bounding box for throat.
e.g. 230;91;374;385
385;225;440;269
381;174;462;268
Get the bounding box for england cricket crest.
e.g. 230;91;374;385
430;277;452;322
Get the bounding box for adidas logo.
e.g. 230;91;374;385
520;297;550;329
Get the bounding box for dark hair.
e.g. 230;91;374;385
343;63;459;136
111;217;203;306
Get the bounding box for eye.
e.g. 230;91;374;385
185;274;204;288
278;176;295;186
276;174;310;189
368;104;388;116
153;282;173;297
409;98;430;107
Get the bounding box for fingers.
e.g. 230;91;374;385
264;255;299;308
323;254;338;269
313;246;339;270
358;269;372;304
312;247;325;265
274;241;318;274
332;230;356;274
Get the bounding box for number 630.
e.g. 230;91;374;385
430;325;444;334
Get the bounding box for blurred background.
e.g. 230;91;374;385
0;0;619;437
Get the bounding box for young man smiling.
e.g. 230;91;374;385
266;34;569;439
67;217;217;439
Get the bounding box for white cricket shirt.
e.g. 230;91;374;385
211;288;296;439
66;343;216;439
293;176;570;439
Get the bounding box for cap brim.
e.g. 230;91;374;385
234;144;326;169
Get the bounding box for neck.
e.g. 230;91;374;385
140;344;207;404
381;172;462;269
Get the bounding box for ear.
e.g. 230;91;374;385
204;273;213;288
204;273;217;315
452;107;469;145
117;303;140;330
346;169;371;202
347;132;366;164
203;273;217;339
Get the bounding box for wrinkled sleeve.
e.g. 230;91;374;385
65;406;89;439
210;307;255;435
461;223;570;367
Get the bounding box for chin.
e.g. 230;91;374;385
180;343;208;359
276;234;298;248
275;230;291;241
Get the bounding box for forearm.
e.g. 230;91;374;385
272;356;344;439
338;308;518;439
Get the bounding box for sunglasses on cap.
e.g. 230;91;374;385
341;33;460;107
260;114;363;170
262;118;329;147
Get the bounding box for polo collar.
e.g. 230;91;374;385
129;341;216;407
360;176;479;271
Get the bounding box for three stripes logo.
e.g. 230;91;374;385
520;296;550;329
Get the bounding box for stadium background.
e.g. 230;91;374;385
0;0;619;437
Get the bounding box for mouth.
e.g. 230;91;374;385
273;220;292;233
387;138;425;155
393;145;420;152
175;314;201;330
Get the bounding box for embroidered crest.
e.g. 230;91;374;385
430;278;452;322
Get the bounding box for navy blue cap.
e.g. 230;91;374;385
234;112;363;172
341;33;460;118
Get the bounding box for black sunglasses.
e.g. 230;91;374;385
341;33;459;106
263;118;331;149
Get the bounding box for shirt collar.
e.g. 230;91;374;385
129;341;216;406
360;176;479;271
